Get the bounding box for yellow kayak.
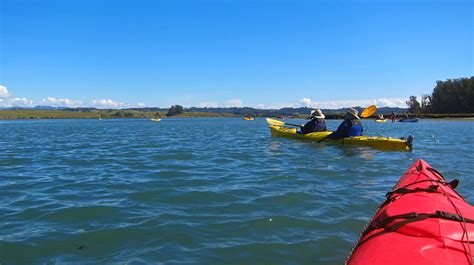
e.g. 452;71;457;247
375;119;387;123
268;125;412;151
243;117;255;121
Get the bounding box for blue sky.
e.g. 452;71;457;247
1;0;472;109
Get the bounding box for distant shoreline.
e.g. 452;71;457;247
1;109;474;120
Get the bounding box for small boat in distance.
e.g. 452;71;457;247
243;116;254;121
398;118;420;123
375;114;387;122
151;118;161;122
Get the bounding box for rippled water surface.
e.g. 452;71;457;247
1;118;473;264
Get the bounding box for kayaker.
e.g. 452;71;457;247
399;113;409;122
377;114;384;120
327;108;363;139
391;112;396;122
297;109;327;134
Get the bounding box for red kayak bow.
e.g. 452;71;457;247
347;159;474;265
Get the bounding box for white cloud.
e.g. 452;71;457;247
0;97;35;107
199;101;219;108
137;102;146;107
41;97;82;107
374;98;406;108
91;99;126;109
224;99;243;107
0;85;10;97
297;98;407;109
299;98;312;107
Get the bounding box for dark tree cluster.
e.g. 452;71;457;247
407;77;473;114
430;77;474;113
166;105;184;116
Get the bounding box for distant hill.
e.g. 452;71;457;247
178;106;408;116
0;105;408;116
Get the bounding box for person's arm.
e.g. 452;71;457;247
300;120;314;134
328;120;350;139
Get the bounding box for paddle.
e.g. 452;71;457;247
266;118;302;127
317;105;377;143
360;105;377;118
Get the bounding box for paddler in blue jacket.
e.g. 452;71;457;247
327;108;363;139
297;109;327;134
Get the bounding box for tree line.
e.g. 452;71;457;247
406;76;473;114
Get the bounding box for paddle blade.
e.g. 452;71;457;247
360;105;377;118
266;118;285;126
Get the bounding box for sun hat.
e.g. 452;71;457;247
310;109;325;119
347;108;360;119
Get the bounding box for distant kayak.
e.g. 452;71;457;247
243;117;254;121
398;118;419;122
151;118;161;122
375;119;387;123
267;123;413;151
347;159;474;265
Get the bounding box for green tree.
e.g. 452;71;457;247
166;105;184;116
406;96;421;113
430;77;474;113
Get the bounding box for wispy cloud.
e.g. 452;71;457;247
0;86;408;110
0;85;33;107
255;103;296;109
91;99;126;109
297;98;407;109
42;97;82;107
0;88;133;108
224;99;243;107
199;101;219;108
0;85;10;98
0;97;35;107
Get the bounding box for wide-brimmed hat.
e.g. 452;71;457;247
310;109;325;119
347;108;360;119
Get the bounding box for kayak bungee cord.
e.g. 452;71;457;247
347;160;474;264
444;187;473;264
427;167;474;264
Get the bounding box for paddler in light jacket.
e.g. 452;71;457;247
327;108;363;139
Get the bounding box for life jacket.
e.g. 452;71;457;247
349;120;363;136
313;119;327;132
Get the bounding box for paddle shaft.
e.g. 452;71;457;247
284;122;303;127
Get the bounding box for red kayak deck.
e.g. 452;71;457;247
347;159;474;265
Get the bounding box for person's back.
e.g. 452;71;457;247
297;109;327;134
328;108;363;139
299;119;327;134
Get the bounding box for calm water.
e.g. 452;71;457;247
1;118;473;264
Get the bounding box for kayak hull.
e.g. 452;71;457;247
269;125;412;151
347;159;474;265
375;119;387;123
